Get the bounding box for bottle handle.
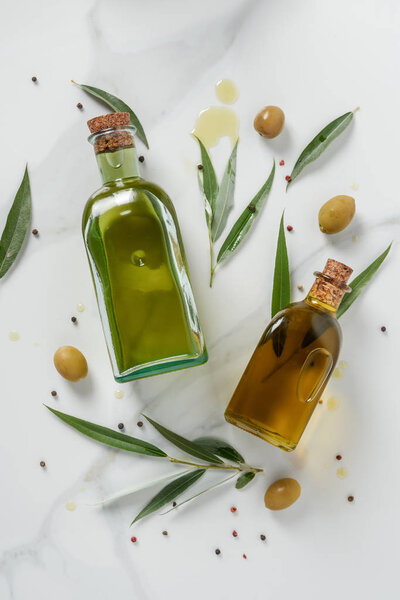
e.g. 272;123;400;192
296;348;333;404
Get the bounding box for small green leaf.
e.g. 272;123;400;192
337;243;391;319
212;140;238;242
45;406;167;457
132;469;206;523
143;415;223;464
271;213;290;318
193;437;244;464
162;473;236;514
217;160;275;264
0;166;31;279
287;109;358;188
235;471;256;489
72;81;149;148
194;136;219;219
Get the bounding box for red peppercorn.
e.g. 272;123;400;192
336;454;342;461
131;536;137;543
285;175;291;182
243;554;247;559
32;228;39;236
286;225;293;232
230;506;237;513
279;160;285;166
232;530;238;537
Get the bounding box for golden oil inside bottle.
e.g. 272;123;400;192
225;259;353;451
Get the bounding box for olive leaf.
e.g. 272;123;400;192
271;315;289;358
195;136;219;223
143;415;223;464
131;469;206;524
271;212;290;318
0;165;31;279
72;81;149;148
193;437;244;464
235;471;255;489
45;406;167;457
211;140;238;242
337;243;391;319
287;108;359;189
91;470;192;506
162;473;237;514
301;313;333;348
217;160;275;265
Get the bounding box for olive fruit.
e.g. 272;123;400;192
53;345;88;382
318;195;355;234
254;105;285;139
264;477;301;510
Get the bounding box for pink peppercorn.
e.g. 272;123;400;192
131;536;137;543
230;506;237;513
232;530;238;537
285;175;291;182
279;160;285;166
287;225;293;232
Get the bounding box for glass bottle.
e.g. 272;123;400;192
224;259;353;451
82;112;207;382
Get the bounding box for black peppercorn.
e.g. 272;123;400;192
138;156;145;163
118;423;124;430
248;204;256;213
51;390;57;397
32;228;38;236
197;164;203;171
40;460;46;468
215;548;221;555
260;534;266;541
348;495;354;502
77;103;83;110
137;421;143;428
32;76;37;82
162;530;168;536
381;326;387;332
71;316;77;324
172;501;177;507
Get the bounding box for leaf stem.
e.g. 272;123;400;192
352;106;360;113
167;456;262;474
209;232;215;287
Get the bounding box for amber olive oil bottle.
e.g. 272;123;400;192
82;113;207;382
225;259;352;451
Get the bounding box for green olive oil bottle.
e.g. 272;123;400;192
82;112;207;382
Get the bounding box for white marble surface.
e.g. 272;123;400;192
1;0;400;598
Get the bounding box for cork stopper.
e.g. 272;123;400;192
87;112;134;154
308;259;353;310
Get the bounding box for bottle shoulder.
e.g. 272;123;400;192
271;300;341;333
83;177;176;227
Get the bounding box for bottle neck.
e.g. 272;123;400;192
95;146;140;185
304;294;337;315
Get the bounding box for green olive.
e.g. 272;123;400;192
254;106;285;139
54;345;88;382
318;195;356;234
264;477;301;510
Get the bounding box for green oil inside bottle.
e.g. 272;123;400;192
83;125;207;382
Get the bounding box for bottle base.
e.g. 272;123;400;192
224;411;297;452
113;350;208;383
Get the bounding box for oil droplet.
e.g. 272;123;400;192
66;501;76;511
131;249;146;267
77;304;85;313
114;389;124;399
336;467;348;479
352;235;359;243
327;397;339;412
332;367;343;380
215;79;239;105
339;360;348;370
9;331;20;341
351;183;359;191
192;107;239;150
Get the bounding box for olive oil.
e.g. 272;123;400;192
225;259;352;451
83;113;207;382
